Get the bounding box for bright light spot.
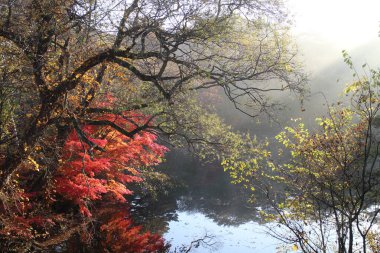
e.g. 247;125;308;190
287;0;380;49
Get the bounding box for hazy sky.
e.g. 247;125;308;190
283;0;380;74
288;0;380;49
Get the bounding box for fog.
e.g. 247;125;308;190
288;0;380;50
161;2;380;251
176;1;380;138
289;0;380;116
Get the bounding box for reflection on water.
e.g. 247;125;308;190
129;39;380;252
164;211;281;253
130;150;283;252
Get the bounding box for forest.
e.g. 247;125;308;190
0;0;379;252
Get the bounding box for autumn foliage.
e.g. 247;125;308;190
53;111;167;251
54;112;168;217
0;107;168;252
100;211;165;253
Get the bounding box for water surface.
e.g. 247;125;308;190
164;211;283;253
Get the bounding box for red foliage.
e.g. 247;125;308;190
0;215;54;240
100;211;166;253
0;91;169;251
54;112;168;217
49;110;168;251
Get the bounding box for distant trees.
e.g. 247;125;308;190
224;60;380;253
0;0;305;251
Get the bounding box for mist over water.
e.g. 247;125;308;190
160;3;380;251
219;37;380;138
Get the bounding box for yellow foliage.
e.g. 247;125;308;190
27;156;39;171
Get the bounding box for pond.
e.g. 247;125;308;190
130;36;380;252
165;211;281;253
130;151;290;252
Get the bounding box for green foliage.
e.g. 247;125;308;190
0;0;305;251
225;60;380;252
222;135;271;192
134;169;176;201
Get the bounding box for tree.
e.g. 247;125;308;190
224;60;380;253
0;0;305;187
0;0;305;250
53;109;168;217
100;210;166;253
0;95;168;251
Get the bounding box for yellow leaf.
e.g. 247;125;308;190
28;156;39;171
292;244;298;251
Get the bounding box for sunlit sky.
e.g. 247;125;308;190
288;0;380;49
